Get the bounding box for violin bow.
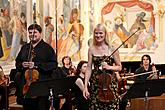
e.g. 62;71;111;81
102;27;140;62
122;70;159;79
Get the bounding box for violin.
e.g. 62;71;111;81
23;48;39;95
118;69;127;95
147;63;158;80
69;65;76;76
98;69;114;103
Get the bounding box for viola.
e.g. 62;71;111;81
98;70;114;103
118;79;127;95
118;70;127;95
23;49;39;95
147;63;158;80
69;65;76;76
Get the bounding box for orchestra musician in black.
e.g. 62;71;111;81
52;56;76;110
119;54;159;110
135;54;158;82
72;60;89;110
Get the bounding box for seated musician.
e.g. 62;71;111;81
15;24;57;110
72;60;89;110
52;56;76;110
119;54;158;110
55;56;76;77
135;54;158;82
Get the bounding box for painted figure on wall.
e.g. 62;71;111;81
125;22;158;59
8;10;26;62
0;8;12;61
57;15;67;61
63;0;72;26
132;22;158;52
104;20;122;48
58;15;66;40
58;8;84;63
19;12;27;45
66;8;84;62
128;12;146;48
44;16;54;45
114;15;130;48
57;15;68;63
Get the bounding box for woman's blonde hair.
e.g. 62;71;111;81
93;23;111;47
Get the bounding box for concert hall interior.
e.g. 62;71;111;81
0;0;165;110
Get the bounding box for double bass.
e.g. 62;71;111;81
23;44;39;95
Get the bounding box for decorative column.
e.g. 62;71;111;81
80;0;89;61
26;0;32;26
162;11;165;43
153;10;165;64
36;0;43;31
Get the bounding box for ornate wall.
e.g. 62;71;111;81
0;0;165;65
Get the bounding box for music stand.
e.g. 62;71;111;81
25;76;77;98
25;76;77;110
123;79;165;110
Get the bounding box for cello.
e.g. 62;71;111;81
23;44;39;95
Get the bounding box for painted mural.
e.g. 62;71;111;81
0;0;27;65
0;0;165;67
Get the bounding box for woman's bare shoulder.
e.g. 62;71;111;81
88;46;96;54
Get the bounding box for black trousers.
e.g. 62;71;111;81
23;96;50;110
0;85;7;110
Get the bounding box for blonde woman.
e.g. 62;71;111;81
83;24;122;110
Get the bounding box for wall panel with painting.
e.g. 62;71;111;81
0;0;27;63
101;1;159;62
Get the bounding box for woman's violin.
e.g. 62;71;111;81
98;61;115;103
98;70;115;103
